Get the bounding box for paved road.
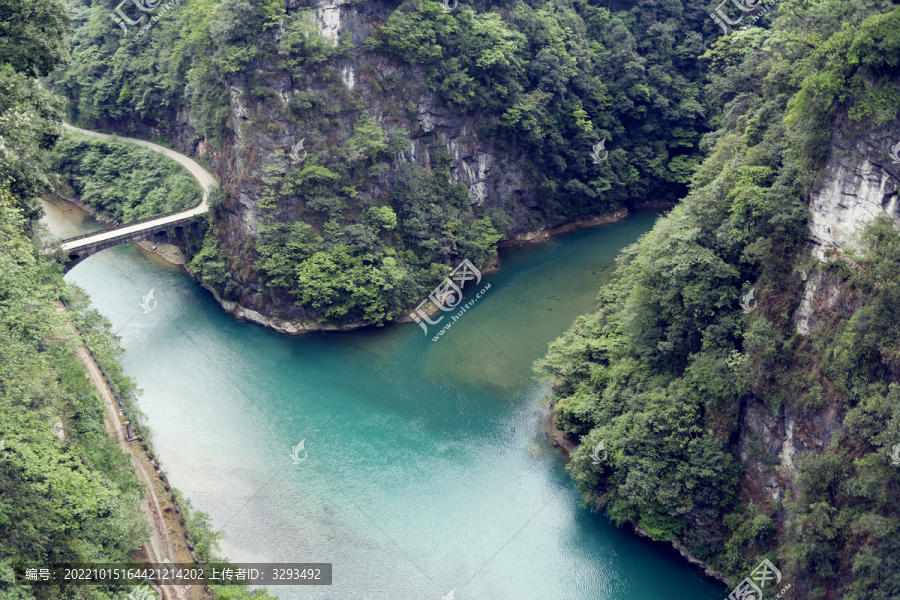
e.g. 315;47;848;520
59;123;215;252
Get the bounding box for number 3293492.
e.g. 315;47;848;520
272;568;321;580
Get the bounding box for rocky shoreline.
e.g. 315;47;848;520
197;206;633;335
500;209;631;246
184;264;384;335
45;192;120;227
135;241;187;265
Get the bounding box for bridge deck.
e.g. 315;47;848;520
59;124;215;253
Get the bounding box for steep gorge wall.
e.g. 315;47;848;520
795;112;900;335
94;0;615;328
729;111;900;585
93;0;554;233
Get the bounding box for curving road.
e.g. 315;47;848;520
59;123;215;252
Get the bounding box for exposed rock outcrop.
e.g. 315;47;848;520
796;112;900;334
88;2;632;331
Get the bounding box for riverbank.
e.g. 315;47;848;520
136;241;188;265
55;300;205;600
187;205;637;336
500;208;632;246
546;399;578;457
45;191;121;226
545;393;728;587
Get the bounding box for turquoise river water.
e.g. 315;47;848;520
42;198;726;600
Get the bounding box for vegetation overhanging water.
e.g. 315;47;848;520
44;200;726;600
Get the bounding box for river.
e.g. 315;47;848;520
42;197;726;600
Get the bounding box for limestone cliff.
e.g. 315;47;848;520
93;0;628;328
795;112;900;335
729;111;900;585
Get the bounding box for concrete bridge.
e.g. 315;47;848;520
58;124;216;271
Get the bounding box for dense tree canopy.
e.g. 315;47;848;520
0;0;70;77
51;131;203;223
536;2;900;596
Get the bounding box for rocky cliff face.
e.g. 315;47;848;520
214;0;545;325
795;112;900;334
97;0;627;328
310;0;539;218
221;0;542;232
728;112;900;576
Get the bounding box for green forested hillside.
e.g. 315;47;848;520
52;0;714;214
0;2;155;595
363;0;709;210
536;2;900;597
0;187;151;600
47;0;729;325
0;3;275;597
51;131;203;223
0;9;152;589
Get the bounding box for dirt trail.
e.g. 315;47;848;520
56;301;193;600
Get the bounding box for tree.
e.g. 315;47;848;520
0;0;70;76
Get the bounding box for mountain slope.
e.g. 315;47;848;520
50;0;725;328
535;3;900;597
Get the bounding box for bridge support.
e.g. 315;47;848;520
62;218;205;273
